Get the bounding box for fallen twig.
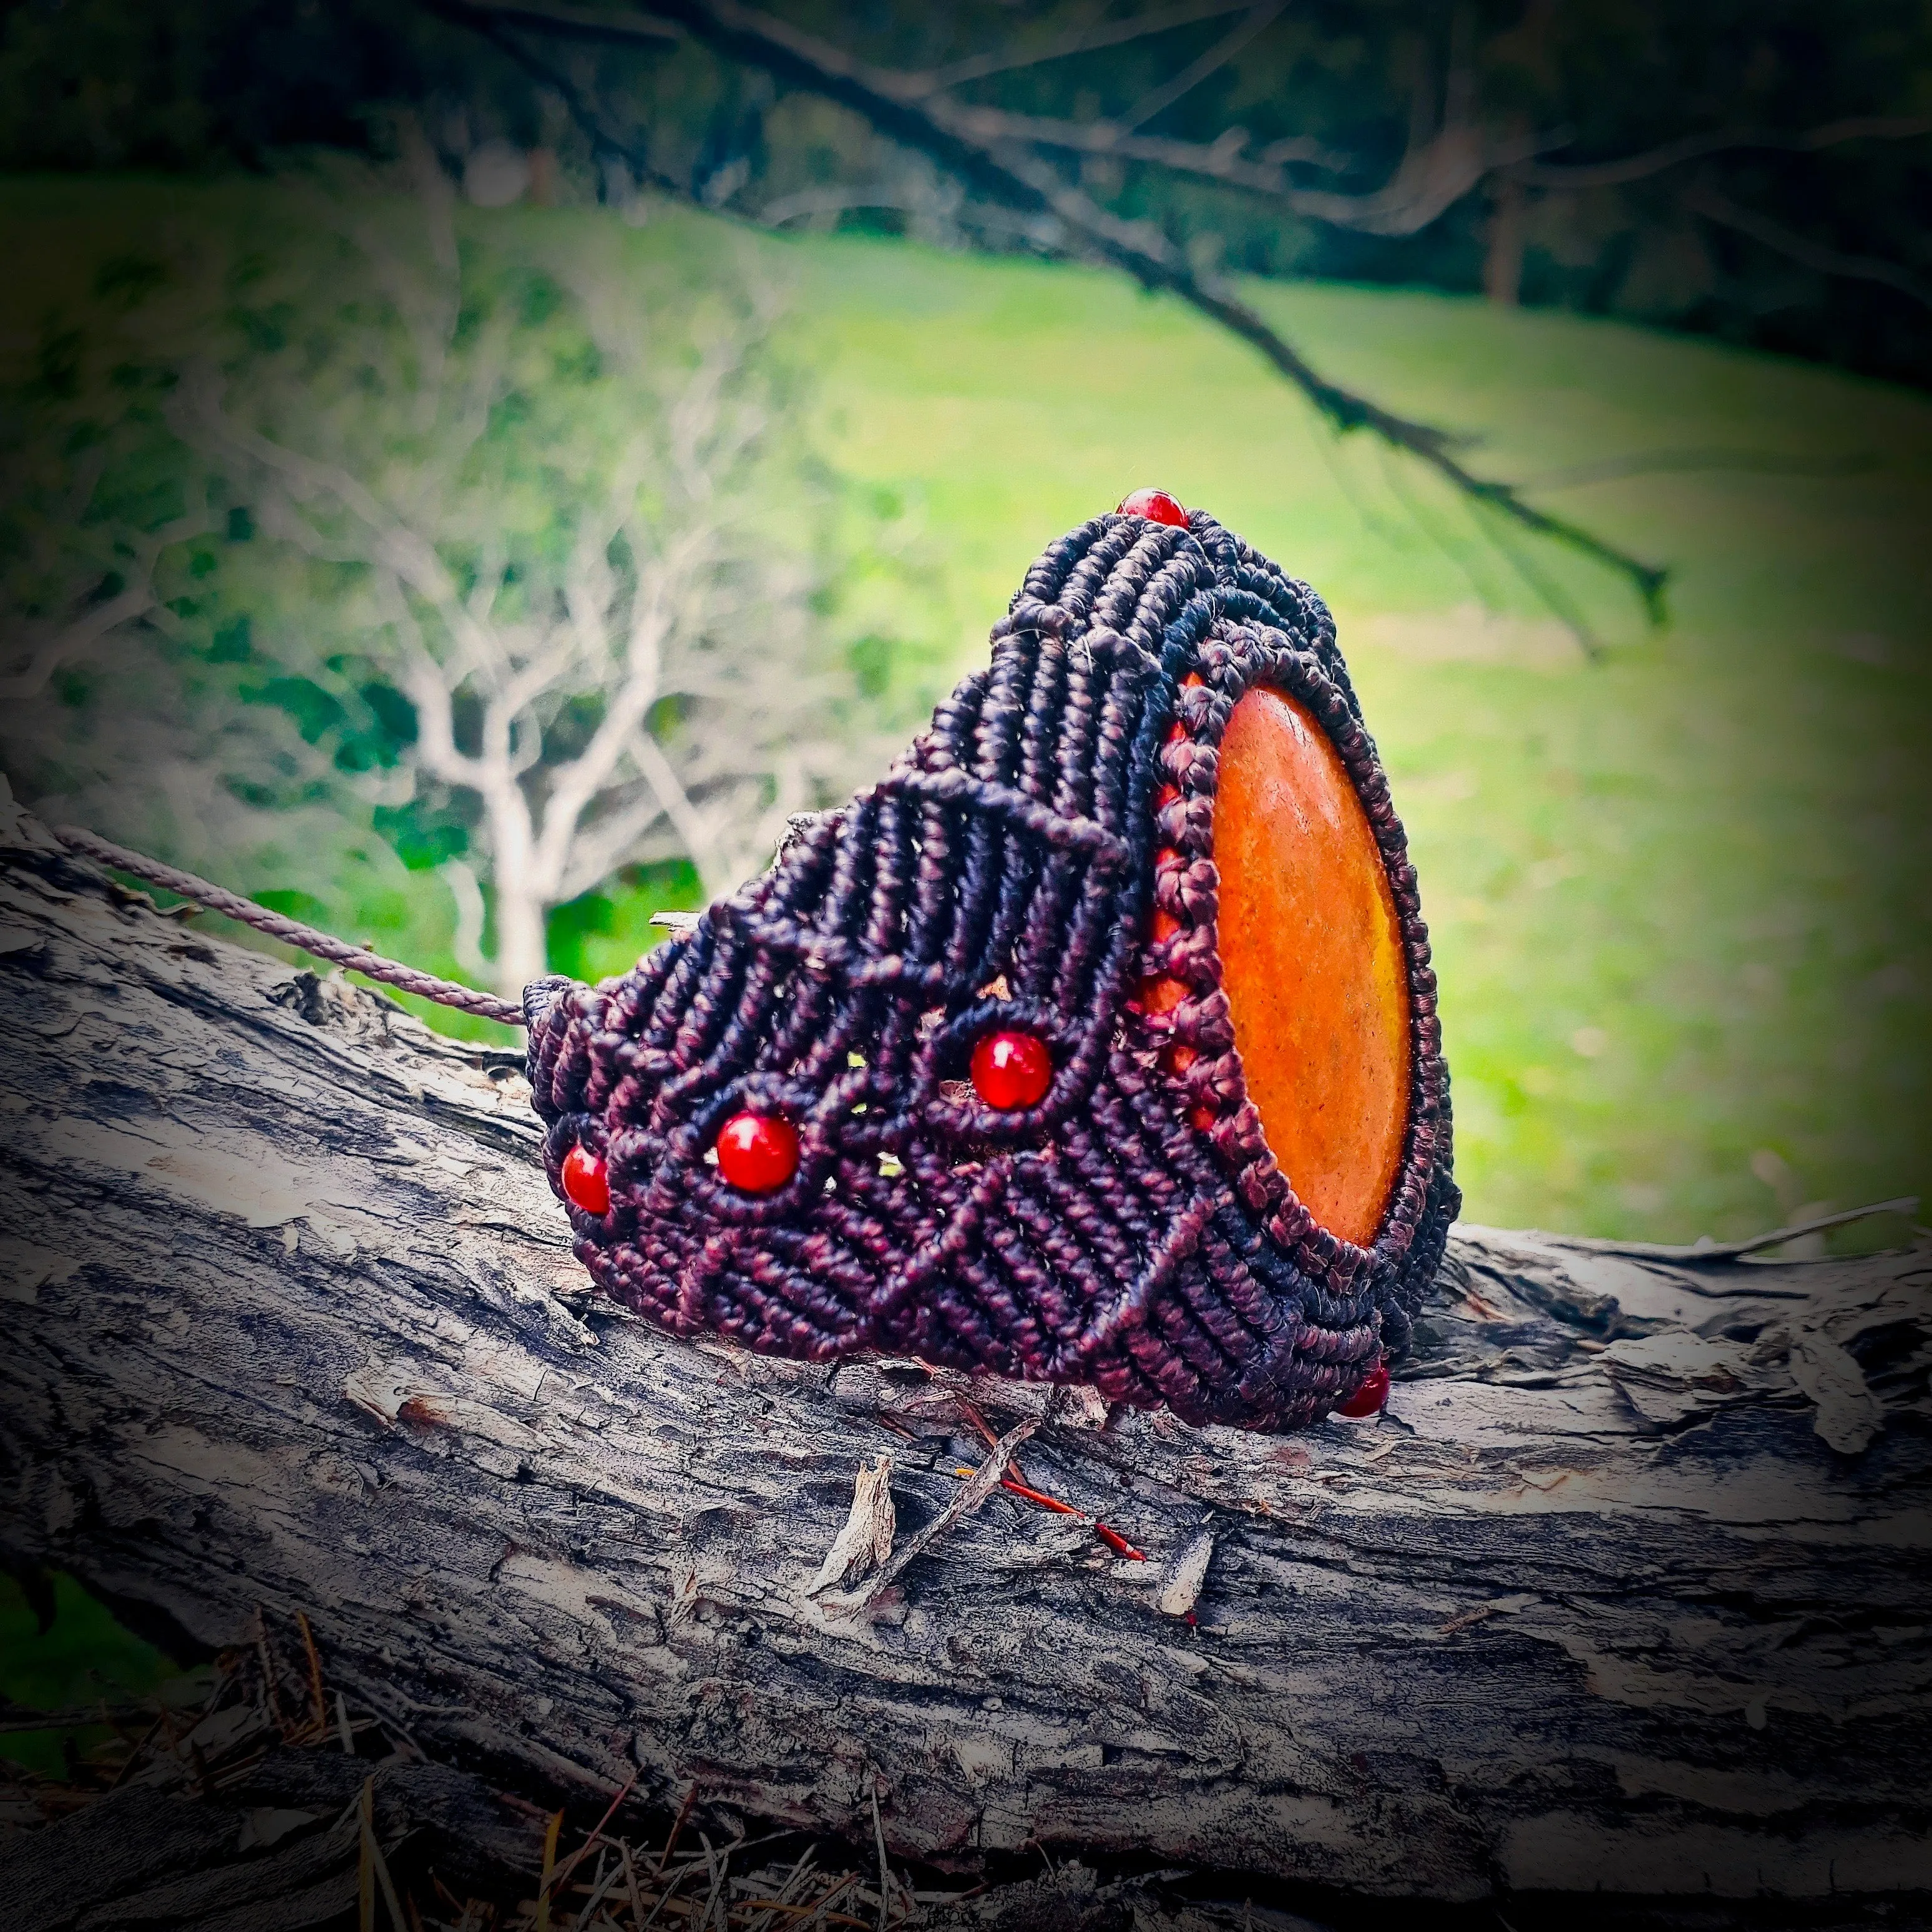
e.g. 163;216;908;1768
656;1780;700;1877
823;1402;1056;1615
535;1807;564;1932
296;1609;328;1739
955;1465;1149;1561
543;1770;640;1906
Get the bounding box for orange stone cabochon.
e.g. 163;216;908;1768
1210;686;1412;1246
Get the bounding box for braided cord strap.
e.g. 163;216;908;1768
525;509;1459;1433
51;826;526;1028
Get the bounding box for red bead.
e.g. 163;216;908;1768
970;1029;1053;1111
1118;487;1189;528
1337;1360;1391;1418
560;1144;610;1216
715;1111;800;1193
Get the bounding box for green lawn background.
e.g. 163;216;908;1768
4;175;1928;1249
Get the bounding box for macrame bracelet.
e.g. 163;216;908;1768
59;498;1456;1432
526;500;1456;1430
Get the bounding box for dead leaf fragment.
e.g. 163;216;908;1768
806;1454;896;1596
1157;1529;1214;1619
1788;1327;1885;1455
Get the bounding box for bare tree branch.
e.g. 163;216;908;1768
439;856;494;982
909;0;1257;97
1686;183;1932;311
556;789;672;900
1513;114;1932;191
1111;1;1286;138
4;580;162;704
1520;446;1878;490
170;157;854;982
1;496;216;703
447;0;693;202
941;100;1549;235
426;0;1667;628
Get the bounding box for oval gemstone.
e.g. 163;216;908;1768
970;1029;1053;1111
1117;488;1189;528
716;1111;800;1194
1211;686;1410;1246
560;1144;610;1216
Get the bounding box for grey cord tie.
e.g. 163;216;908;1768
51;825;527;1028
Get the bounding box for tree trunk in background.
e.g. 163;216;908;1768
1485;172;1526;306
0;803;1926;1916
491;882;550;998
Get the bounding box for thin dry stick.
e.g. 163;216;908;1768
1558;1194;1920;1264
912;0;1254;94
536;1808;565;1932
956;1464;1148;1559
569;1845;627;1930
296;1609;328;1737
695;1833;727;1932
833;1400;1055;1614
638;1856;694;1931
955;1396;1023;1486
255;1608;288;1739
725;1889;862;1931
359;1777;409;1932
337;1690;357;1756
868;1784;892;1932
545;1770;640;1903
106;1706;171;1792
743;1847;817;1932
620;1840;648;1931
359;1778;378;1932
656;1781;700;1876
802;1876;862;1931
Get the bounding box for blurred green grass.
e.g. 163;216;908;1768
0;1573;182;1778
3;175;1927;1246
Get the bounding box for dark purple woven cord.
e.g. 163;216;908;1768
520;506;1458;1433
50;825;526;1027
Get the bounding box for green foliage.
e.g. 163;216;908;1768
2;176;1925;1242
1;170;937;1008
547;860;704;986
0;1573;188;1778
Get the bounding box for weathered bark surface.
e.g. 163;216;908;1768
1;803;1927;1908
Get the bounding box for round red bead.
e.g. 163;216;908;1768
715;1110;800;1193
560;1144;610;1216
970;1029;1053;1111
1337;1359;1391;1418
1117;487;1189;528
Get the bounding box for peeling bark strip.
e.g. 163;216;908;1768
0;809;1927;1905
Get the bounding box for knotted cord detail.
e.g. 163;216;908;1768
49;826;527;1027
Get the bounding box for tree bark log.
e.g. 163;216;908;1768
1;798;1926;1910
